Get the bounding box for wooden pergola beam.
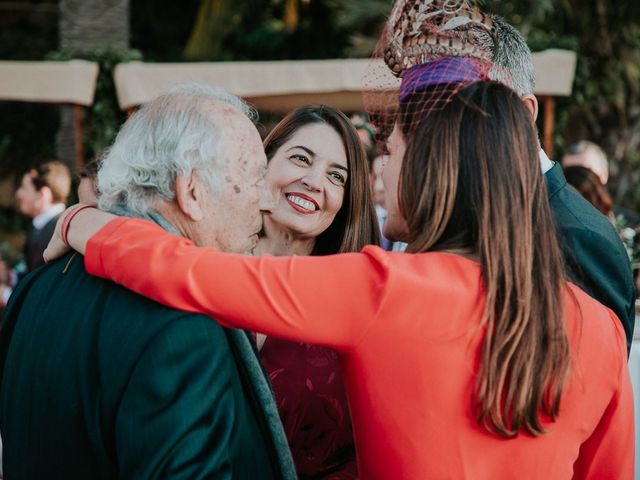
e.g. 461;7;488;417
542;96;556;159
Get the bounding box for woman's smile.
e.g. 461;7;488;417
286;192;319;214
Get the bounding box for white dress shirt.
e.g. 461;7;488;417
32;203;65;231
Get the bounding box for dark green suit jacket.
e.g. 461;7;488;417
0;253;296;479
546;163;636;353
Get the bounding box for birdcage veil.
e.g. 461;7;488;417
363;0;511;143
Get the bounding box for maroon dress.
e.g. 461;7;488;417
260;337;357;479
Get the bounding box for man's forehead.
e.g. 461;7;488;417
204;103;257;139
204;101;245;125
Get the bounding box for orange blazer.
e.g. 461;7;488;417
85;217;633;479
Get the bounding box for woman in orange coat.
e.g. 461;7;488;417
51;73;633;478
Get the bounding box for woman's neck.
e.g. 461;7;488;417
254;218;316;257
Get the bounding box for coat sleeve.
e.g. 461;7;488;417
572;312;635;479
85;217;388;350
116;314;237;479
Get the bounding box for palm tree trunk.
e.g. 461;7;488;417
56;0;130;172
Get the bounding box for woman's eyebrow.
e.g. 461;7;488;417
286;145;315;157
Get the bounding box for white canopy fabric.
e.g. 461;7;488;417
0;50;577;111
113;59;383;112
113;49;577;112
531;49;577;97
0;60;99;106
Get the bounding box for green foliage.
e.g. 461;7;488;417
483;0;640;209
182;0;350;60
613;214;640;270
337;0;391;56
0;102;59;176
0;0;58;61
46;46;143;162
130;0;200;61
184;0;246;60
0;207;27;238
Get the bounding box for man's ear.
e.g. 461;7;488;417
175;170;205;222
521;94;539;123
38;186;54;206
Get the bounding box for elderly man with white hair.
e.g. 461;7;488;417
0;84;296;479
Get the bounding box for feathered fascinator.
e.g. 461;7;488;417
382;0;496;77
364;0;507;140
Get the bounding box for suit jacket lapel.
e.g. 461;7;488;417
544;162;567;199
225;328;296;479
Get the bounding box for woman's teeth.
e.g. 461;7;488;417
287;194;316;211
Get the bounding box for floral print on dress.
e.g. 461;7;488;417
260;338;357;479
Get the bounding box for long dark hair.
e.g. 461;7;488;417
564;165;613;216
398;82;570;437
264;105;380;255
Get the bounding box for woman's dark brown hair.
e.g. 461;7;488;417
263;105;380;255
398;82;570;437
564;165;613;217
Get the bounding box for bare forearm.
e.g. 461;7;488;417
43;205;118;262
68;208;116;255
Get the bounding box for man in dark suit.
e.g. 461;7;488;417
15;160;71;272
0;84;296;479
489;16;636;353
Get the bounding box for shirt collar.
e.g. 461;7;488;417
32;203;65;230
539;149;554;174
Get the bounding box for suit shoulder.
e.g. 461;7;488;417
15;253;228;343
550;182;618;235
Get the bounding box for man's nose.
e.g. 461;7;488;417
259;183;275;215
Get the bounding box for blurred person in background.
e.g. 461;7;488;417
0;254;12;313
0;244;22;315
369;154;389;247
351;114;398;252
563;140;640;228
562;140;609;185
77;155;101;205
564;165;613;218
15;161;71;272
349;113;376;163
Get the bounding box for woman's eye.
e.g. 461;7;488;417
290;154;310;165
329;171;346;186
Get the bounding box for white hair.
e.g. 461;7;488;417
489;15;535;96
97;83;257;215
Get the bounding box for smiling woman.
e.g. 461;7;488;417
250;105;380;478
260;106;379;257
